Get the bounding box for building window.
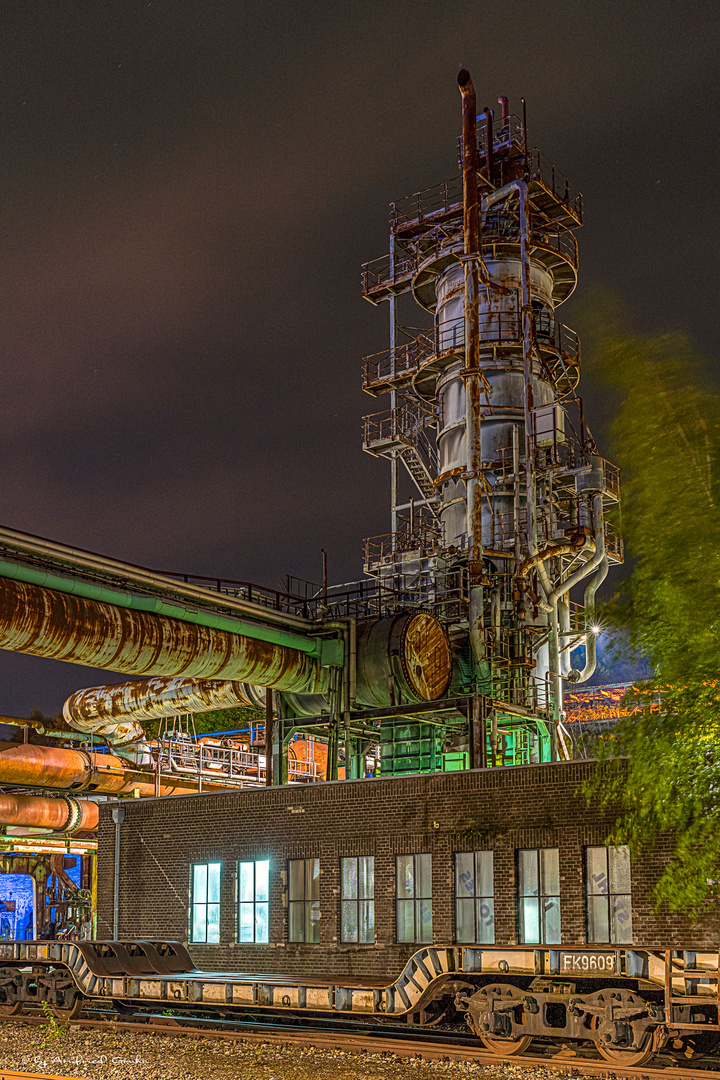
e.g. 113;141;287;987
190;862;221;944
340;856;374;943
455;851;494;944
396;853;432;943
288;858;320;943
518;848;561;945
586;845;633;944
238;860;269;943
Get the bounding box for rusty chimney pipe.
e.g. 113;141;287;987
458;69;486;670
497;95;509;122
483;107;495;187
458;68;481;371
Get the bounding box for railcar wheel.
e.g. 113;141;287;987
595;1040;654;1067
479;1033;532;1056
588;988;657;1068
51;993;84;1020
0;969;22;1016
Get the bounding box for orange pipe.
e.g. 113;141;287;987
0;792;98;832
0;742;222;797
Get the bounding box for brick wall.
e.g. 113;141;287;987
97;761;719;980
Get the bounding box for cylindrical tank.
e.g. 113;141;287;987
355;612;452;708
434;257;555;549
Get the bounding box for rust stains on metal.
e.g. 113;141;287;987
0;741;217;797
0;792;98;833
64;676;259;727
400;612;452;701
0;577;329;694
458;68;485;587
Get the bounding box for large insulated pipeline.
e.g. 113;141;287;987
0;576;331;695
0;525;312;632
0;792;98;833
0;740;218;796
64;676;260;730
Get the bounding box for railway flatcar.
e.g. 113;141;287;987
1;760;717;1068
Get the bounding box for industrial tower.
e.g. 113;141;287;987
360;72;622;766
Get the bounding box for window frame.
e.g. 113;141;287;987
237;859;270;944
288;858;320;944
340;856;375;944
396;853;433;944
455;850;495;944
585;845;633;945
189;861;221;944
517;848;561;946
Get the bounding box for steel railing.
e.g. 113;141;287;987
362;212;578;299
526;147;583;223
363;520;443;569
362;330;435;390
388;139;581;240
154;736;320;788
362;400;436;449
362;311;580;393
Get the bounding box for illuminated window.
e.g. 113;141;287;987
340;857;374;943
455;851;494;944
518;849;561;945
586;846;632;944
238;860;269;944
288;858;320;943
396;853;432;943
190;862;220;944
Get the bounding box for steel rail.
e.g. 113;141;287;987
9;1011;720;1078
0;1072;91;1080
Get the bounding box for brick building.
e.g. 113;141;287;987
96;761;717;980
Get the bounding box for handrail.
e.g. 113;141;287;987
362;213;578;300
0;525;314;630
363;400;437;448
363;312;580;392
388;145;581;239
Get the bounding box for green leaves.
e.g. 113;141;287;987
580;293;720;914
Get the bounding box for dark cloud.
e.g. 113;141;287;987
0;0;717;713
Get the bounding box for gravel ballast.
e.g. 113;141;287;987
0;1021;617;1080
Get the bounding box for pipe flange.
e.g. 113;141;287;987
69;748;95;792
58;795;84;834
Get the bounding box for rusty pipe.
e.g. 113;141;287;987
497;95;509;122
0;792;98;833
0;524;312;631
483;107;494;186
516;540;591;580
0;576;330;694
458;69;486;670
64;676;259;728
0;742;220;797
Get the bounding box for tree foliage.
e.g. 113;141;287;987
141;705;264;741
580;292;720;914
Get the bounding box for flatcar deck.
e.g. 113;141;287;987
1;939;720;1025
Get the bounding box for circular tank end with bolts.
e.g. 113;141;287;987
354;611;452;708
277;612;453;717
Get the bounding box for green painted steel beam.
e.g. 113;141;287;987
0;558;343;665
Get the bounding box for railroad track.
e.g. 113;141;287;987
7;1010;720;1079
0;1072;89;1080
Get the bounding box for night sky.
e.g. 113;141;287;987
0;1;717;715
